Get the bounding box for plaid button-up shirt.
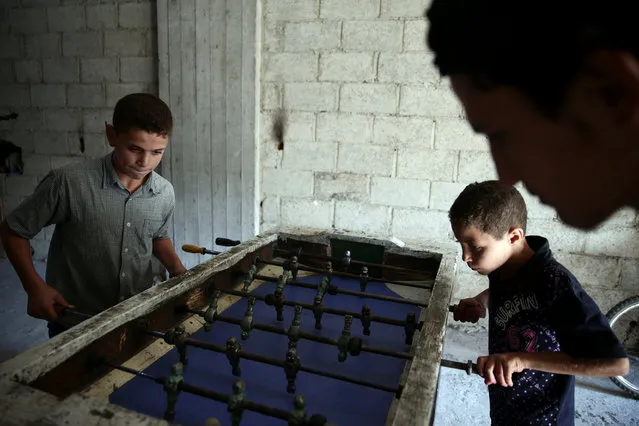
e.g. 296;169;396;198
6;152;175;314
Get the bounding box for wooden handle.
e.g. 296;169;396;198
215;237;241;247
182;244;204;254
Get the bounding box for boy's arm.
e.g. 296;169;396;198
152;238;187;278
477;351;629;387
454;288;489;322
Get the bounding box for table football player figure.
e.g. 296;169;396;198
203;290;220;332
284;348;301;393
337;315;353;362
361;304;372;336
290;255;299;280
240;296;255;340
359;266;369;293
404;312;417;345
274;286;285;321
165;324;189;365
312;294;324;330
228;380;246;426
287;305;302;347
204;418;221;426
242;264;257;292
225;336;242;376
288;395;307;426
163;362;184;421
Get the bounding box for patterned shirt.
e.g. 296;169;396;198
487;236;627;426
6;152;175;314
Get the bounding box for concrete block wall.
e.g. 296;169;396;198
259;0;638;314
0;0;158;260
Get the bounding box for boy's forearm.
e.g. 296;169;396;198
0;221;45;294
520;352;630;377
474;288;490;307
152;238;187;276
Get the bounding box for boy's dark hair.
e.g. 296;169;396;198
425;1;638;117
112;93;173;136
449;181;527;239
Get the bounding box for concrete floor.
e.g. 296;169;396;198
0;260;636;425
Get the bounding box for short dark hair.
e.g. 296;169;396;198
449;181;527;239
425;1;639;117
112;93;173;136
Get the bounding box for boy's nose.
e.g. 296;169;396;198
462;249;472;262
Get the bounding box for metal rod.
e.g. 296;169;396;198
260;258;434;290
439;359;479;375
254;273;427;307
222;288;422;330
273;247;435;278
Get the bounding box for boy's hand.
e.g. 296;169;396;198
477;353;527;387
453;297;486;323
26;281;74;321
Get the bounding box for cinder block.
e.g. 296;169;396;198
340;83;398;114
82;108;113;133
281;198;333;230
620;258;639;289
120;57;156;83
62;32;103;57
10;8;47;34
314;172;369;202
105;30;149;57
434;118;488;151
21;0;60;6
21;154;51;175
452;273;489;302
265;0;319;21
592;207;637;228
584;226;639;258
0;34;23;58
260;195;280;224
261;83;281;109
334;200;390;235
0;8;8;35
106;83;151;106
263;21;283;53
87;4;117;30
430;182;466;211
262;167;314;197
284;21;341;52
67;84;104;107
0;60;13;82
47;6;85;32
33;131;68;155
457;151;497;182
527;218;588;253
337;143;394;176
80;132;109;157
379;53;439;84
381;0;430;17
319;53;376;82
320;0;379;19
342;20;402;52
260;138;283;169
42;57;78;83
263;53;318;82
281;142;337;172
44;108;82;132
81;58;119;83
261;111;316;143
391;208;454;244
553;251;621;288
1;128;39;152
371;177;429;208
316;113;373;143
399;85;463;117
119;2;154;29
513;183;556;220
14;60;41;83
25;33;60;58
283;82;338;112
577;286;635;317
31;84;65;107
373;116;432;146
6;174;37;196
403;20;428;51
397;148;457;181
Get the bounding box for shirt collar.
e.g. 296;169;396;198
102;152;161;194
488;235;553;282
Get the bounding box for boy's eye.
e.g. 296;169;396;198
472;246;483;251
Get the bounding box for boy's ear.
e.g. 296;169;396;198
507;227;525;245
105;123;117;147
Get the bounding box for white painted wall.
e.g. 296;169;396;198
258;0;638;313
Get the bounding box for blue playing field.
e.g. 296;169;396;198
109;274;420;426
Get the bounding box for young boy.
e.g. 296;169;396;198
426;2;639;231
0;93;187;337
449;181;629;425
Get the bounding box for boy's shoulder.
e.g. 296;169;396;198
50;155;105;181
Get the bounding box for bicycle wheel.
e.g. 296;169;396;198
606;296;639;399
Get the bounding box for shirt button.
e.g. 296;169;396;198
126;222;131;227
124;248;128;253
121;272;126;278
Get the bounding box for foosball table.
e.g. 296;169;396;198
0;228;465;426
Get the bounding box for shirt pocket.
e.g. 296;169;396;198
143;218;165;239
